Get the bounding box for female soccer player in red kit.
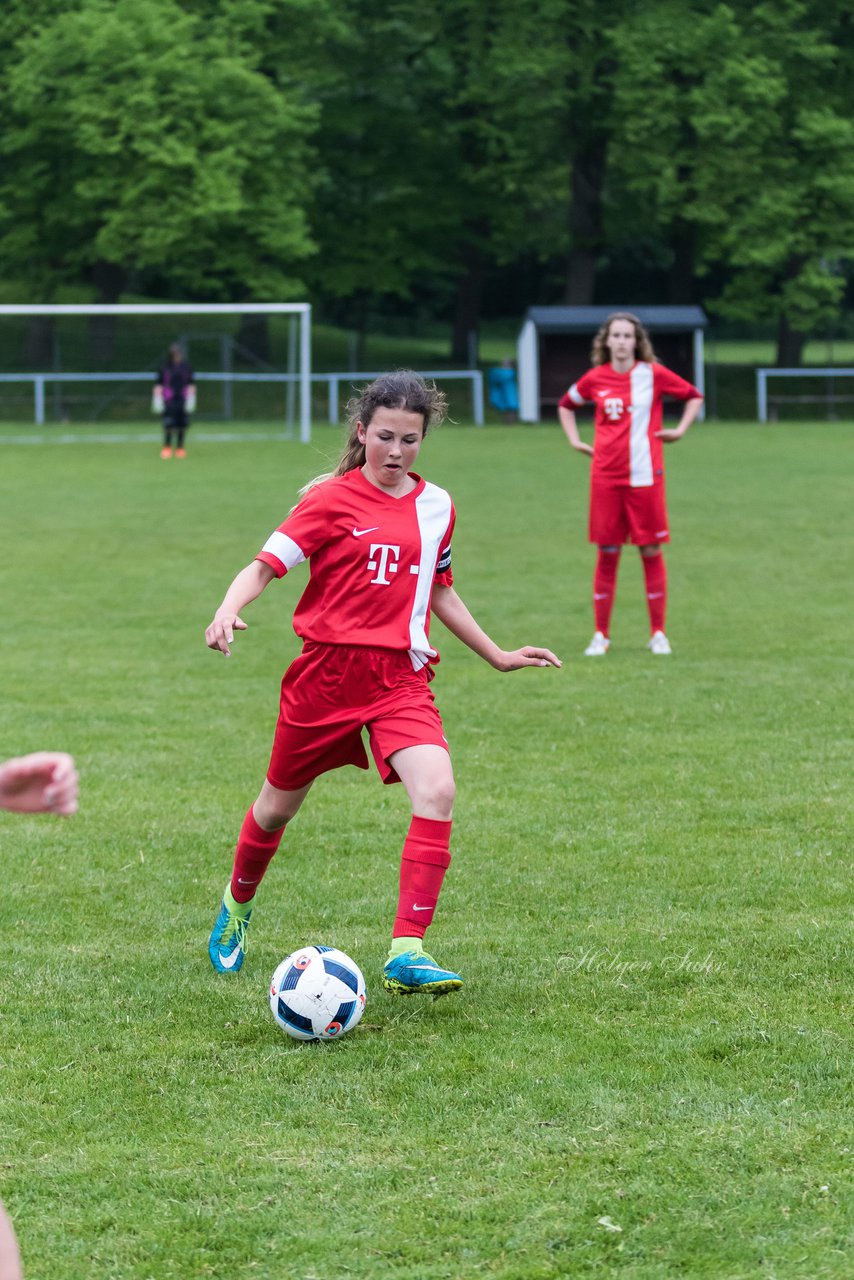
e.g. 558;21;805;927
205;371;561;995
558;313;703;656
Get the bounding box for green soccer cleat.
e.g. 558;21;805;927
208;889;253;973
381;949;463;997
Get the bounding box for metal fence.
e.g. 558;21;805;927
0;369;484;428
756;367;854;423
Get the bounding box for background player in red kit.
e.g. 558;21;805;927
558;312;703;656
205;371;561;996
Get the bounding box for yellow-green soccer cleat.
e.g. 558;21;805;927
381;950;463;997
208;890;252;973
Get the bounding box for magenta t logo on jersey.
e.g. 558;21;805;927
367;543;401;585
604;397;624;420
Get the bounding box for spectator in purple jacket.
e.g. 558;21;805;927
154;343;196;459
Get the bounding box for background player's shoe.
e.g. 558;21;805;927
382;950;463;997
175;448;187;459
584;631;610;656
160;446;172;459
208;890;252;973
647;630;672;655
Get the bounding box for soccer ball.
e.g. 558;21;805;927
269;945;366;1042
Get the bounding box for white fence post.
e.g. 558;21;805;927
757;370;768;424
471;371;484;425
299;307;312;444
1;367;488;429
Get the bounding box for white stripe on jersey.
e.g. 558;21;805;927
261;529;306;571
409;482;453;672
629;363;654;487
568;383;586;406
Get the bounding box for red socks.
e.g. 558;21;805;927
593;549;621;636
594;548;667;636
642;552;667;633
393;815;452;940
229;811;452;931
229;807;286;903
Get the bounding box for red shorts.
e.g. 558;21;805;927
266;642;449;791
589;480;670;546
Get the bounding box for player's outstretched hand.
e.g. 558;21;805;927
656;428;685;442
499;646;562;671
0;752;78;816
205;614;248;657
572;441;594;457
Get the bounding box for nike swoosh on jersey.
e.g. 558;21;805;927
353;526;380;537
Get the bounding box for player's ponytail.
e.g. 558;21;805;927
295;371;447;503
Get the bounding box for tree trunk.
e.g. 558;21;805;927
564;145;605;305
353;294;369;370
451;239;483;365
24;317;55;368
776;312;807;367
667;226;695;304
235;314;271;366
775;257;809;366
88;260;127;366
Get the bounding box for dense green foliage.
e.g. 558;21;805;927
0;0;316;300
610;1;854;361
1;1;853;357
1;422;852;1278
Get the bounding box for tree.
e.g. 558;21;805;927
303;0;575;362
609;0;854;362
0;0;317;327
550;0;629;305
180;0;345;361
301;0;462;363
438;0;571;350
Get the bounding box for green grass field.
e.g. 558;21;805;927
1;421;851;1279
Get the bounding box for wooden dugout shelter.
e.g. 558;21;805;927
516;305;708;422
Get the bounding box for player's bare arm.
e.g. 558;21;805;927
558;404;594;457
657;396;704;442
0;751;79;816
206;560;277;656
0;1202;22;1280
431;584;561;671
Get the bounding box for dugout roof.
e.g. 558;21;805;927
523;305;708;333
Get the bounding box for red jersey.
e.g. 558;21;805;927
256;467;455;673
560;362;701;486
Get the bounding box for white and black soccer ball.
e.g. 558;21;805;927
269;945;366;1042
